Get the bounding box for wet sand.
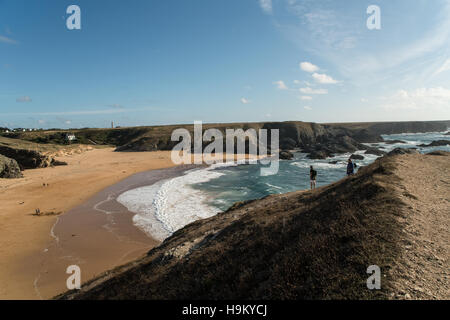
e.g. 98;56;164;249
29;165;195;299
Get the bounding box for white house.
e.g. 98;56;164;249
66;133;77;141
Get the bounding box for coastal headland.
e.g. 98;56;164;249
0;120;448;299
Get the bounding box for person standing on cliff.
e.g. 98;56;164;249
310;166;317;190
347;158;354;176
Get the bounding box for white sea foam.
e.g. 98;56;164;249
291;161;346;169
117;163;246;241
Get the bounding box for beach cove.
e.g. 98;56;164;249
0;148;179;299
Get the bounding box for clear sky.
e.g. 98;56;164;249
1;0;450;129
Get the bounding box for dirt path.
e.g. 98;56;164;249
390;153;449;299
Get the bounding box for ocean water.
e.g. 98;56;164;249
117;130;450;241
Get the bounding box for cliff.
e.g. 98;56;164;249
3;120;448;159
57;151;449;300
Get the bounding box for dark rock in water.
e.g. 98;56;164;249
350;154;364;160
0;154;23;178
279;150;294;160
364;147;386;156
350;129;384;143
307;150;331;160
279;137;297;150
328;160;339;164
303;135;365;160
326;135;366;153
418;140;450;147
445;132;450;135
385;140;408;145
388;148;419;156
426;151;449;156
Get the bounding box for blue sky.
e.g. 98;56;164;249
1;0;450;129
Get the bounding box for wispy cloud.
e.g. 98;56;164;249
259;0;273;14
240;97;251;104
0;35;18;44
16;96;32;103
299;87;328;95
275;0;450;87
3;107;158;116
273;80;288;90
382;87;450;111
300;95;313;100
304;106;312;110
107;104;125;109
434;59;450;76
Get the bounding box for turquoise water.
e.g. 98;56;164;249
193;131;450;212
119;130;449;240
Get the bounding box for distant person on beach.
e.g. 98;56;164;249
310;166;317;190
347;159;354;176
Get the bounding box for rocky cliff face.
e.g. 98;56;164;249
0;145;55;170
112;121;447;158
0;137;66;171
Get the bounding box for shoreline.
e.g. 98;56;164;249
32;165;196;299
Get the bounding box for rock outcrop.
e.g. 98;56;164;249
279;150;294;160
0;145;54;169
0;155;23;178
388;148;419;156
350;154;364;160
0;137;69;170
364;147;386;156
307;150;330;160
418;140;450;147
385;140;408;145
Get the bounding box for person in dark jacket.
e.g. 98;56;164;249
347;158;354;176
310;165;317;190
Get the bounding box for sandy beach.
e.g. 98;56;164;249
0;147;179;299
0;147;259;299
